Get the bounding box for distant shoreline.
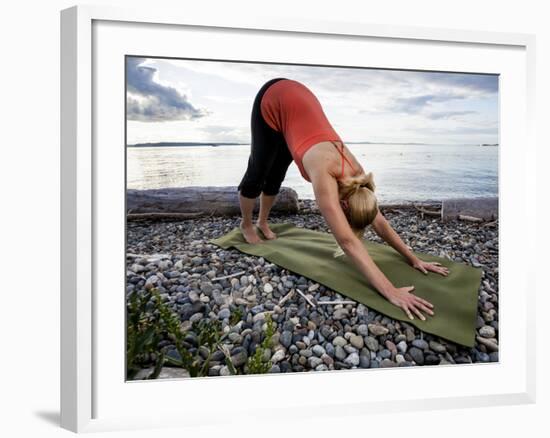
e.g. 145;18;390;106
127;141;498;148
127;141;247;147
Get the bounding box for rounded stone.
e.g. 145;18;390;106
312;344;326;357
332;336;347;347
425;354;440;365
350;335;364;349
344;352;360;367
396;341;408;354
218;308;231;320
428;341;446;354
409;347;424;365
335;345;347;361
280;331;293;348
356;324;369;336
411;339;428;350
365;337;379;352
368;324;389;336
479;325;496;338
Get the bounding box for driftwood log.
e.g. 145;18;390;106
413;204;442;218
441;197;498;222
127;186;299;219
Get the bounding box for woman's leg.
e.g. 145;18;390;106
256;136;293;239
238;193;262;244
237;77;288;244
238;152;271;244
256;193;278;239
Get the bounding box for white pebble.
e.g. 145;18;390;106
271;349;286;363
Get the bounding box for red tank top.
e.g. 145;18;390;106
260;79;356;182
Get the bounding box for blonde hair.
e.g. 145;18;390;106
333;172;378;257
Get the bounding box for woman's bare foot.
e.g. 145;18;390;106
256;221;277;240
239;221;263;244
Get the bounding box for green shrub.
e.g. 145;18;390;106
126;288;166;380
246;313;275;375
126;287;244;379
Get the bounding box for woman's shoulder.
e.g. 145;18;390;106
304;141;362;178
302;141;338;174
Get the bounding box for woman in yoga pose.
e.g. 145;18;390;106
237;77;449;320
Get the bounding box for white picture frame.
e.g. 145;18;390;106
60;3;537;433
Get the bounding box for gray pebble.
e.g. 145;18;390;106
271;349;286;363
359;353;370;368
380;359;397;368
230;349;248;367
409;347;424;365
335;345;347;361
425;354;440;365
368;324;389;336
344;352;360;367
479;325;496;338
218;308;231;320
350;335;364;349
429;341;446;354
396;341;408;354
312;345;326;357
412;339;428;350
308;356;323;368
280;331;293;348
356;324;369;336
365;337;379;352
332;336;347;347
333;308;349;320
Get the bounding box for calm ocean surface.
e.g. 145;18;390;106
127;143;498;203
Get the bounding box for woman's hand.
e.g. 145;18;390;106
410;257;449;277
386;286;435;321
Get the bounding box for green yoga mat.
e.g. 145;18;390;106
209;223;482;347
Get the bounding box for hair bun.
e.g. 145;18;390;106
356;172;376;192
338;171;376;200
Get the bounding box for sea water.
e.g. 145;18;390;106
126;143;498;203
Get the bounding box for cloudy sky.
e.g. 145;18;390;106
126;56;499;146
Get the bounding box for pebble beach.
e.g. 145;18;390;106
126;199;499;380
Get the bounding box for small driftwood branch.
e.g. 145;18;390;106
278;289;295;306
380;207;399;214
482;220;498;228
211;271;246;282
126;252;170;259
389;209;408;215
295;288;316;308
317;300;357;306
414;204;441;217
211;264;276;282
458;214;484;222
256;310;276;318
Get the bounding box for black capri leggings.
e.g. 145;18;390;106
237;77;294;199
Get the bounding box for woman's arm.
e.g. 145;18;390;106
309;170;434;320
371;211;449;277
371;211;417;263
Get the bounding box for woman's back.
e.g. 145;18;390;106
260;79;345;181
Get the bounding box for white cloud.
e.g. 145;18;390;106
126;57;498;145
